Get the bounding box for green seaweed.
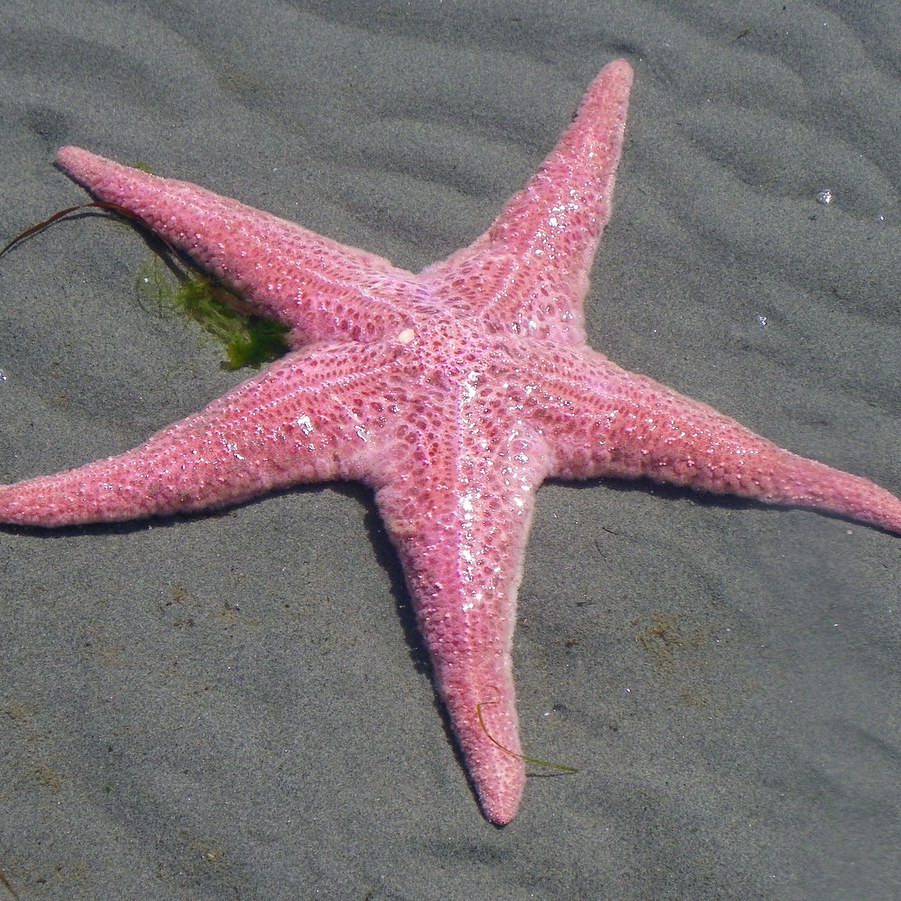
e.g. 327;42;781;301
476;700;579;775
1;188;290;371
137;257;290;370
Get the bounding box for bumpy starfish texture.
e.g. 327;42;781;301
2;60;899;825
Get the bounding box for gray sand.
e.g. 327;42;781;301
1;2;898;898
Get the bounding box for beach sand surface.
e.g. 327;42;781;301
0;2;898;898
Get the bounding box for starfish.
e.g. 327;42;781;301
1;59;898;825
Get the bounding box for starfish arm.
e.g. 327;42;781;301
0;341;402;527
371;409;554;825
420;59;633;345
55;147;418;346
530;349;901;534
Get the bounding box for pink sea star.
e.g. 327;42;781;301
1;60;898;825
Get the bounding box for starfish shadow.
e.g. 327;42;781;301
556;475;831;520
559;475;763;509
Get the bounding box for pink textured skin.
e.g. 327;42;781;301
2;60;899;825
